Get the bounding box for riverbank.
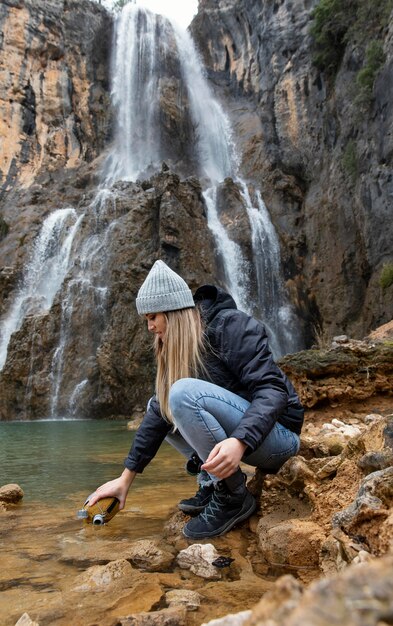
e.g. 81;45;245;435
2;334;392;626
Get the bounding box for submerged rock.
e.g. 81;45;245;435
72;558;134;592
0;483;24;504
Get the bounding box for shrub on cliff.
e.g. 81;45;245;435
310;0;356;73
0;216;9;241
355;41;386;106
310;0;392;77
379;263;393;291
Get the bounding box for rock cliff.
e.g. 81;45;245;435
191;0;393;339
0;0;392;420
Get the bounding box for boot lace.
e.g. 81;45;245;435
200;486;229;524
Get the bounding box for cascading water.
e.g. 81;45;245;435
237;182;302;355
0;208;80;371
0;1;302;420
173;26;301;354
104;6;165;183
49;189;116;417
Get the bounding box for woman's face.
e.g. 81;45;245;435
145;312;167;340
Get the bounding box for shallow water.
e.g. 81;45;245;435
0;420;198;625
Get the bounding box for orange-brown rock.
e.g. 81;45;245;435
0;0;111;192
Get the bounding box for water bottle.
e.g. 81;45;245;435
77;493;120;525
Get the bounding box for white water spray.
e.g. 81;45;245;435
0;209;80;371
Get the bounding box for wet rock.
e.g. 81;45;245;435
176;544;222;580
114;607;186;626
165;589;201;611
126;539;174;572
162;511;189;550
61;537;174;571
72;558;134;592
0;483;24;504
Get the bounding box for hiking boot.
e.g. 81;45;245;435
182;470;256;538
178;482;215;514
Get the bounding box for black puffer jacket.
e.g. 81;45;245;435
124;285;304;473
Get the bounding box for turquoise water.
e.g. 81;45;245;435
0;419;185;502
0;420;198;625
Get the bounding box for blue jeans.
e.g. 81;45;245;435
165;378;300;482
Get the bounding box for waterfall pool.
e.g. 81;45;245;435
0;419;197;625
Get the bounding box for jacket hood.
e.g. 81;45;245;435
194;285;237;324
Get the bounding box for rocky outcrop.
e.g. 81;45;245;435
191;0;393;339
243;556;393;626
1;0;392;419
279;337;393;409
0;482;24;504
0;170;217;419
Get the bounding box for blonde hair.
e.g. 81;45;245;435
154;307;205;425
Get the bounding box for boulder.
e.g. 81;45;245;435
0;483;24;504
176;544;222;580
72;558;134;592
257;519;325;574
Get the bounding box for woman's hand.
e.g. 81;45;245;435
201;438;247;479
87;469;136;510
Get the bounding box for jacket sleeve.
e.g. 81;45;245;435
216;310;289;452
124;396;172;473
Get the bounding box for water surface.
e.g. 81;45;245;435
0;420;197;625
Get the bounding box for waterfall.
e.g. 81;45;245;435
172;25;301;354
104;4;175;184
105;4;301;355
0;209;80;371
0;2;302;420
237;183;301;354
49;191;116;417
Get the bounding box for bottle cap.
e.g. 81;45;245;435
77;509;89;519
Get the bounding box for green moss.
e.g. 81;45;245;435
379;263;393;290
342;140;358;181
354;40;385;105
310;0;354;74
310;0;392;79
0;215;9;241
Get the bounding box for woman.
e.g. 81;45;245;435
89;260;304;538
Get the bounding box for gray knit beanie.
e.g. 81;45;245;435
135;260;195;314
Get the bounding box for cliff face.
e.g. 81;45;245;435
0;0;112;294
0;0;111;191
0;0;392;420
191;0;393;339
